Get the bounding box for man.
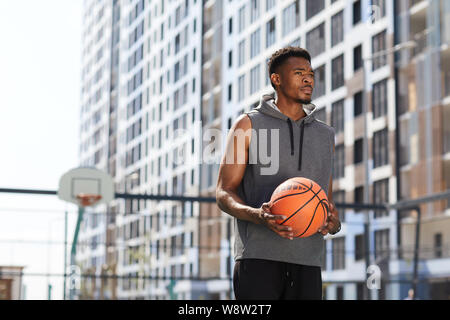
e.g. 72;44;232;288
216;47;341;300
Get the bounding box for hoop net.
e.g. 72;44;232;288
76;193;102;208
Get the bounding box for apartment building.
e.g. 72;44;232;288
78;0;205;300
394;0;450;300
76;0;450;300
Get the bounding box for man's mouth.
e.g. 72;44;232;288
301;86;313;94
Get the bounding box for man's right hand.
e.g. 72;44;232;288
255;202;294;240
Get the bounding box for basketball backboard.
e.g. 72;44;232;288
58;167;114;207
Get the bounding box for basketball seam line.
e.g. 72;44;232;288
280;183;321;226
295;199;329;238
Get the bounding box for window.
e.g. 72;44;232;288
228;84;232;101
354;44;363;71
250;0;260;24
332;237;345;270
354;234;365;261
374;229;390;260
238;74;246;101
250;28;261;58
373;127;389;168
266;17;276;48
228;17;233;34
373;178;389;218
372;79;387;118
266;0;276;11
333;144;345;179
282;1;300;36
336;286;344;300
370;0;386;23
306;23;325;58
250;65;260;94
306;0;324;20
312;64;326;99
331;10;344;47
356;282;366;300
331;99;344;133
228;50;233;68
332;55;344;90
353;0;361;25
372;30;387;70
238;40;246;66
354;138;364;164
354;186;364;204
238;5;246;33
354;91;363;116
434;233;443;258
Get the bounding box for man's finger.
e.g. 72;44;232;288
263;213;286;220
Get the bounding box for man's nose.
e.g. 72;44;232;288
303;76;313;84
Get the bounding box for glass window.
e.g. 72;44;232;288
331;54;344;90
238;5;246;33
282;1;300;36
266;17;276;48
353;0;361;25
372;30;387;70
373;128;389;168
312;64;326;99
333;144;345;179
238;74;246;101
332;237;345;270
250;0;260;24
238;39;246;66
354;91;363;116
250;64;260;94
353;44;363;71
266;0;276;11
250;28;261;58
331;99;345;133
372;79;388;118
306;23;325;58
331;11;344;47
306;0;324;20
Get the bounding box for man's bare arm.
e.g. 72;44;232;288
216;114;260;224
216;114;293;239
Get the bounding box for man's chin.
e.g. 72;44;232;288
296;98;312;105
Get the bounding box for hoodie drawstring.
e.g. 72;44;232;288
298;121;305;171
286;119;294;156
286;118;306;171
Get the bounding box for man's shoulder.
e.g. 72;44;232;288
312;118;335;136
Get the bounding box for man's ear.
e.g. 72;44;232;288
270;73;281;87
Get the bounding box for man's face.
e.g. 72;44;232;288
272;56;315;104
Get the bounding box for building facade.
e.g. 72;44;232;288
76;0;450;300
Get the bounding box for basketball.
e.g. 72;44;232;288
269;177;329;238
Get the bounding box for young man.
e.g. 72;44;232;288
216;47;341;300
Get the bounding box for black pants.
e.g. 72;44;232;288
233;259;322;300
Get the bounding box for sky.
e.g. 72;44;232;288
0;0;83;299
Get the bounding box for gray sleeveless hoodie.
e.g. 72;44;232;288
234;93;335;267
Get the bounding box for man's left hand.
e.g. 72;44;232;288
317;201;341;235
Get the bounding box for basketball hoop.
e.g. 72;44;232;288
76;193;102;208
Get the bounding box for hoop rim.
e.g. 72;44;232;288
76;193;102;208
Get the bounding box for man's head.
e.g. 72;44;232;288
268;47;315;104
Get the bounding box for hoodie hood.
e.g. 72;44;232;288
254;92;317;125
253;92;318;171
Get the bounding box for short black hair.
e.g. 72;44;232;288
267;47;312;89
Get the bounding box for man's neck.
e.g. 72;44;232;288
274;96;306;122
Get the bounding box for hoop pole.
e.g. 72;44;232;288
69;206;85;300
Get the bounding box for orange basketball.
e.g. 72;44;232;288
269;177;329;238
